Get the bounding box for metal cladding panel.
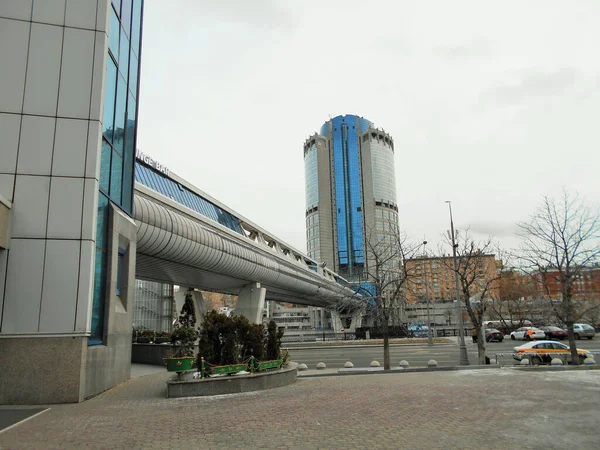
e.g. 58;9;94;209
250;253;281;285
134;194;359;304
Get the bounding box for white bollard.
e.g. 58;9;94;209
344;361;354;368
399;360;409;369
520;359;530;366
316;362;327;370
584;357;596;366
370;360;380;367
551;358;563;366
427;360;438;368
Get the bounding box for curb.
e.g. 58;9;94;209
285;342;456;351
298;364;501;378
296;363;600;378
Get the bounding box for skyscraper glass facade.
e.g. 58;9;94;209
91;0;144;344
331;115;364;275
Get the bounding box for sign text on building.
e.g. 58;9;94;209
136;150;169;176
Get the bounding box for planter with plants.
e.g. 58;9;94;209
165;291;198;373
136;330;155;343
154;331;171;344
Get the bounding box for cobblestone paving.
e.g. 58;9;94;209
1;369;599;449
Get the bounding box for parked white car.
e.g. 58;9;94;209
510;327;545;341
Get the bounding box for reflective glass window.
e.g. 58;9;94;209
131;0;142;56
121;0;133;36
90;248;106;344
113;74;127;154
109;9;120;59
129;51;138;97
96;193;109;249
110;151;123;203
119;28;130;77
100;140;111;193
112;0;122;16
102;58;118;141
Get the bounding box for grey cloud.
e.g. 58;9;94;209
485;67;580;104
467;221;518;238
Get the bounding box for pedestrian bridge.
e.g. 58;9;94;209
132;158;357;322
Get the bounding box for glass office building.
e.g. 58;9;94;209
303;115;399;281
0;0;144;404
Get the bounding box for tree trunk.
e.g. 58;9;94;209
382;312;390;370
565;298;579;365
476;329;486;365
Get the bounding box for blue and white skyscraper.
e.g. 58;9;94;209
303;114;399;281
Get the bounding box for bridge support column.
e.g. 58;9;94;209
236;282;266;324
331;311;362;332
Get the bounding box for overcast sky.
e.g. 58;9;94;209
137;1;600;255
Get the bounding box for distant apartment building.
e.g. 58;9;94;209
405;254;500;304
533;266;600;300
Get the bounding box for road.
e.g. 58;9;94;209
288;338;600;368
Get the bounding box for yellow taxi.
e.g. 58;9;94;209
513;340;591;365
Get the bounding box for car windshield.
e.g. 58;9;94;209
486;329;500;333
581;324;594;330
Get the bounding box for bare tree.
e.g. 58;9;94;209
517;190;600;365
333;227;420;370
488;269;538;332
439;231;504;364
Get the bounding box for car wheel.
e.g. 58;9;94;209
574;333;580;340
587;336;594;340
531;356;542;366
510;335;515;340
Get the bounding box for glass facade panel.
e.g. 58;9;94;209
119;28;130;76
129;51;138;97
134;163;245;235
100;140;111;193
109;10;120;59
371;140;397;204
332;115;364;274
121;0;133;35
90;249;106;343
304;145;318;210
91;0;143;346
102;59;117;141
131;0;142;56
113;74;127;154
95;193;109;249
110;151;123;203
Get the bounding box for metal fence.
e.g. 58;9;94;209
281;332;357;343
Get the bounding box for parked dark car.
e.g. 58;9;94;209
472;328;504;342
485;328;504;342
541;326;567;340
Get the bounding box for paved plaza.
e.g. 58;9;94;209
1;368;599;449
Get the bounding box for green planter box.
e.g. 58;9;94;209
165;357;195;372
211;364;247;375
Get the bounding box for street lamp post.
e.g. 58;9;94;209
446;201;469;366
423;240;433;346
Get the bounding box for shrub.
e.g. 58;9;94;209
266;320;284;360
197;312;282;367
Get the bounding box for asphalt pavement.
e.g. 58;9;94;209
288;338;600;368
